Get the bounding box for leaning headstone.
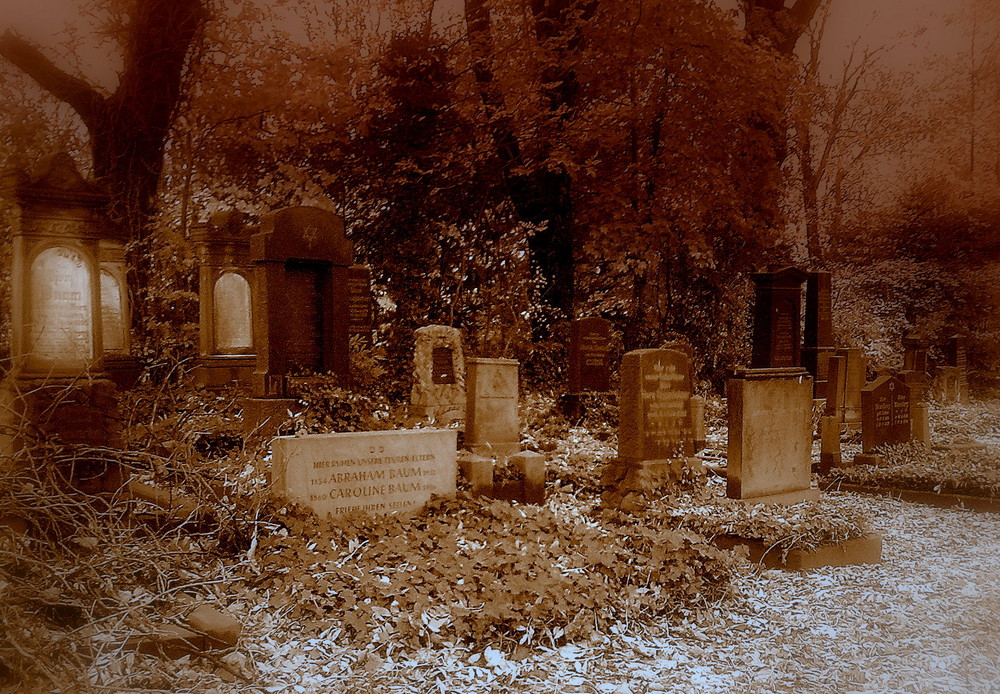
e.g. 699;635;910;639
727;367;817;503
192;211;256;390
750;266;808;369
860;374;911;455
602;349;704;510
411;325;465;424
271;429;457;517
465;358;520;456
802;271;835;399
0;154;123;489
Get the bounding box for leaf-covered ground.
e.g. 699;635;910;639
823;399;1000;498
185;493;1000;693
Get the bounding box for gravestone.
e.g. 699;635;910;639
838;347;866;427
271;429;457;517
750;266;807;369
935;334;969;404
192;211;256;390
618;349;695;460
568;317;612;393
602;349;704;510
899;333;931;443
345;265;373;341
802;271;834;398
860;374;911;453
245;206;373;436
465;358;519;456
411;325;465;424
0;154;123;489
825;354;846;419
727;367;817;503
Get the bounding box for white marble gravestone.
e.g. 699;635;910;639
271;429;458;517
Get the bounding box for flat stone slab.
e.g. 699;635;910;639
272;429;457;517
825;482;1000;514
719;488;821;506
716;533;883;571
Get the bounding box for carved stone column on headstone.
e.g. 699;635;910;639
0;153;123;489
192;211;256;390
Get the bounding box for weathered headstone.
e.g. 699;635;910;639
750;266;808;369
568;317;612;393
465;358;519;456
271;429;457;517
727;367;817;503
192;212;256;390
860;374;911;453
838;347;866;427
0;154;123;488
411;325;465;424
244;206;373;436
618;349;695;460
602;349;704;510
902;333;930;373
936;334;969;404
802;271;835;398
345;265;373;341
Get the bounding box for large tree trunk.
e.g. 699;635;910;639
464;0;595;336
739;0;823;238
0;0;205;343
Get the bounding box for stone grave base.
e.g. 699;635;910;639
715;533;882;570
103;354;144;390
242;397;297;439
601;457;705;512
823;482;1000;514
851;453;883;466
1;376;123;493
719;488;821;506
194;355;255;391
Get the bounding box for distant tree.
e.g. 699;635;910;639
0;0;206;338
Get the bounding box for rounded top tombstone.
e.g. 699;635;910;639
252;206;353;264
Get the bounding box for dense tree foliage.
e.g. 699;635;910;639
3;0;998;384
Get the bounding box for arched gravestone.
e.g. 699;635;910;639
250;206;371;398
0;153;125;484
192;211;256;389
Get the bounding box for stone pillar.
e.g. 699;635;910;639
802;271;835;399
511;450;546;504
465;358;520;456
819;415;841;473
0;154;123;489
726;367;818;503
192;211;256;390
838;347;866;428
690;395;707;453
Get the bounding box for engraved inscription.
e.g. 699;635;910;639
100;270;127;352
29;246;93;364
431;347;455;384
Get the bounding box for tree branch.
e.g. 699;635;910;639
0;31;106;131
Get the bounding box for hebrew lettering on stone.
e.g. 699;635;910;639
29;246;94;365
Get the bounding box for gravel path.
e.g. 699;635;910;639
250;492;1000;693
